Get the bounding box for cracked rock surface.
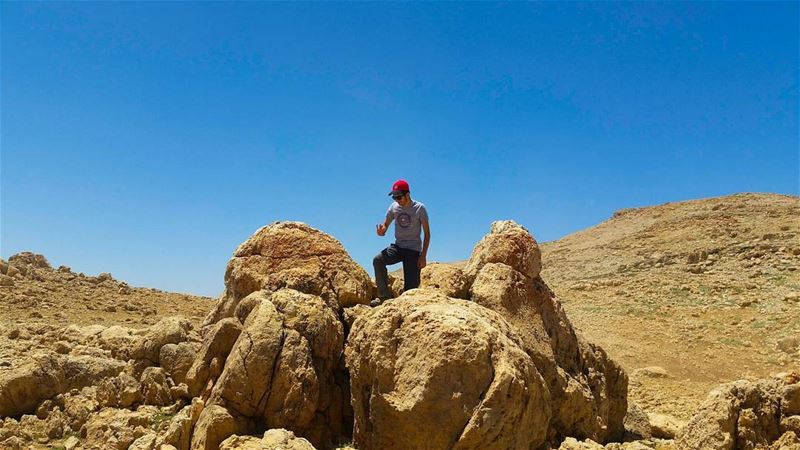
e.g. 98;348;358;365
346;289;551;450
202;222;375;329
193;289;346;450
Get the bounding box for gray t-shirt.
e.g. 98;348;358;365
386;200;428;252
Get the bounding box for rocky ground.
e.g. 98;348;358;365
539;193;800;422
0;252;212;372
0;192;798;450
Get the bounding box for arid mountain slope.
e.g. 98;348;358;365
0;252;212;368
540;192;800;420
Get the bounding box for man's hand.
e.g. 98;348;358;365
418;254;426;270
376;224;387;236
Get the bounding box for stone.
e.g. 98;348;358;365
464;220;542;281
676;375;796;450
771;431;800;450
219;428;316;450
140;367;173;406
83;407;155;450
194;289;346;449
185;318;242;398
648;412;685;439
8;252;51;269
469;260;627;442
64;435;80;450
624;403;652;439
158;398;204;449
128;433;157;450
632;366;671;379
0;354;125;417
6;265;20;278
777;338;799;354
96;325;138;359
419;263;470;298
191;405;249;450
97;272;113;282
346;290;551;450
0;275;14;287
782;416;800;436
96;372;141;408
133;317;195;365
202;222;374;329
783;383;800;415
159;342;198;385
558;437;604;449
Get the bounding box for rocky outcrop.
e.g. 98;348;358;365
186;318;243;398
219;429;316;450
202;222;374;328
463;220;542;281
133;317;196;366
192;288;347;449
346;289;551;450
0;354;125;417
82;406;157;449
467;221;628;443
676;372;800;450
419;263;470;299
8;252;51;269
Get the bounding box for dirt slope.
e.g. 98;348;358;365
0;253;212;367
540;192;800;420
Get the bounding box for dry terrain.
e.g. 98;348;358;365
540;192;800;421
0;192;797;450
0;253;212;377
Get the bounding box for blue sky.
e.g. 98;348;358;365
2;2;797;296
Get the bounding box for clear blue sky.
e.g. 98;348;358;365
2;2;797;297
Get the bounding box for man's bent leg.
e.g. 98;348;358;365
373;245;402;299
401;248;422;292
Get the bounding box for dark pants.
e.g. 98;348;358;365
373;244;421;299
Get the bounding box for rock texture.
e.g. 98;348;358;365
676;372;800;450
0;354;125;417
203;222;374;328
192;288;347;449
464;220;542;282
219;429;316;450
467;221;628;443
346;289;551;450
419;263;470;299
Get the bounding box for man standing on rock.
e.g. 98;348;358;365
372;179;430;306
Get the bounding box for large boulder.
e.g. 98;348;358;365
203;222;374;328
219;429;316;450
0;354;125;417
8;252;51;269
192;289;347;449
192;405;251;450
676;372;800;450
132;317;196;366
345;290;551;450
463;220;542;281
160;342;199;385
466;221;628;443
185;318;243;398
419;263;469;299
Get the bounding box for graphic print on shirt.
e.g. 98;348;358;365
397;212;412;228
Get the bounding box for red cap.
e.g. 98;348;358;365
388;179;410;196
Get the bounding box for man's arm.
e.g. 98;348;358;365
418;217;430;269
376;216;393;236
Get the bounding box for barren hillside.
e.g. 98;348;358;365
540;192;800;420
0;253;212;368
